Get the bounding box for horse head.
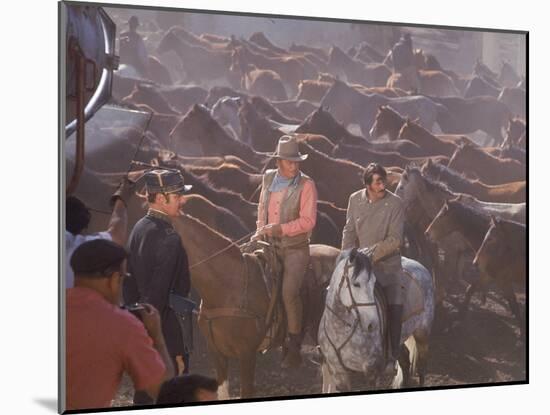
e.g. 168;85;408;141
335;248;376;311
324;248;382;372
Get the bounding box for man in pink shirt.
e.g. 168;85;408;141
66;239;175;411
255;135;318;368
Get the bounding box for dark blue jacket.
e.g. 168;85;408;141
125;210;191;357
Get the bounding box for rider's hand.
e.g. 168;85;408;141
258;224;283;237
110;177;136;207
138;303;163;342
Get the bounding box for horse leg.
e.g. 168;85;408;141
394;343;410;388
239;352;257;399
413;335;430;387
461;278;480;315
321;362;336;393
504;288;524;341
212;350;230;400
321;356;351;392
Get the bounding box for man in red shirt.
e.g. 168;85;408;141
66;239;174;411
255;135;318;368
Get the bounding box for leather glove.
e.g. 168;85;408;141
360;245;378;263
110;177;136;207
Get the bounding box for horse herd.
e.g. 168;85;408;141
75;13;526;399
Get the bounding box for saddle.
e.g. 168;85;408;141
243;240;325;352
243;241;286;352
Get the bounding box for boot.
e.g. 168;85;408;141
383;304;404;376
281;333;303;369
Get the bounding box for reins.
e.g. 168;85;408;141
188;229;256;270
323;257;380;373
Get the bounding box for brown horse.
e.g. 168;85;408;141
498;87;526;119
297;142;364;209
157;84;208;115
271;99;318;122
328;46;391;87
332;142;449;171
425;198;525;336
320;79;444;138
502;117;526;149
369;105;407;141
183;194;250;241
448;143;525;185
428;95;511;146
421;159;526;203
176;167;258;231
249;96;302;125
297;106;424;157
157;29;232;85
473;216;526;337
230;52;288;102
172;213;340;398
122;83;180;115
386;69;458;96
184;163;262;202
170;104;269;168
300;76;407;102
238;100;335;155
397;118;459;158
176;155;260;174
394;166;471;300
295;106;367;147
289;42;329;63
231;45;306;97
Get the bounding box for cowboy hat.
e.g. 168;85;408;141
272;135;308;162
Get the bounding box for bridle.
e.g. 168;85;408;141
323;257;381;373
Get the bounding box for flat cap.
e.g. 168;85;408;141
70;239;128;276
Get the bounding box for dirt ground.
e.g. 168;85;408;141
112;268;526;407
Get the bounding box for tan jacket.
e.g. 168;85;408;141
341;189;405;272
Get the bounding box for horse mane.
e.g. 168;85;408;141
451;143;505;165
422;160;474;189
509;117;526;127
405;165;456;198
302;141;362;170
298;106;349;137
381;105;406;120
336;248;373;281
447;194;492;221
184;194;249;232
184;104;260;156
180;167;252;201
398;118;430;138
185;163;237;175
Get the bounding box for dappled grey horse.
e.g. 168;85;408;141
319;249;434;392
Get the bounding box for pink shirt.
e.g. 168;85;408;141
66;287;166;410
257;178;318;237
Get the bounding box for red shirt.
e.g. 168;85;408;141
66;287;166;410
